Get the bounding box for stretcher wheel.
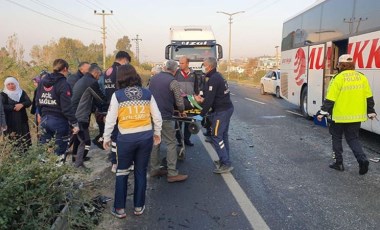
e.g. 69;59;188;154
188;122;200;134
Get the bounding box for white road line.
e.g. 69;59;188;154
285;110;303;117
230;93;236;96
198;133;270;230
245;97;266;105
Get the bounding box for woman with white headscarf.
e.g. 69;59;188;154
1;76;32;151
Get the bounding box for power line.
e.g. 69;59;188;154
84;0;100;9
93;0;111;11
243;0;268;12
132;34;142;62
75;0;94;10
94;10;113;69
83;0;129;38
5;0;99;32
30;0;99;28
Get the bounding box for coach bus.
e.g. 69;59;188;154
280;0;380;134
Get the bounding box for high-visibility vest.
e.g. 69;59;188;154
326;70;373;123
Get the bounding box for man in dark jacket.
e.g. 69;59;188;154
194;57;234;174
149;60;188;183
174;56;200;147
103;51;131;172
36;59;79;164
71;64;105;168
67;62;90;90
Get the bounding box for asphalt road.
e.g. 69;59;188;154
111;82;380;230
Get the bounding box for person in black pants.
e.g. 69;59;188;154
103;51;131;172
72;64;106;168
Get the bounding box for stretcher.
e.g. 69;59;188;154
172;95;202;161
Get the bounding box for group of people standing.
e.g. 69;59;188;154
0;51;235;219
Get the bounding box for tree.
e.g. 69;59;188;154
6;34;24;63
114;36;136;64
244;58;259;77
115;36;132;53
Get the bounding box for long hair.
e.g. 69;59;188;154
53;59;69;73
116;64;142;89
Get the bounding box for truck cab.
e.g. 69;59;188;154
165;26;223;73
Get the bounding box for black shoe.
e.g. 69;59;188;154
92;137;104;150
359;160;369;175
184;140;194;146
205;137;212;143
84;156;91;162
329;162;344;171
203;132;211;137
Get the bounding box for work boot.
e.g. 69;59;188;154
203;132;211;137
213;164;234;174
167;174;188;183
205;137;212;143
329;162;344;171
359;160;369;175
150;169;168;177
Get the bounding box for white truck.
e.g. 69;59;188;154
165;26;223;72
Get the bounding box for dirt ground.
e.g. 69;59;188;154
79;146;138;230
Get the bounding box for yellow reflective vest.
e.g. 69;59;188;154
326;70;372;123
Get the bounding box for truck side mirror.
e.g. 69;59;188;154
165;45;171;60
217;44;223;60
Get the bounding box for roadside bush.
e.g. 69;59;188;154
0;141;96;229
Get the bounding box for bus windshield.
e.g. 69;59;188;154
171;45;216;61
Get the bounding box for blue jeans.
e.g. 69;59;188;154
114;137;153;209
209;107;234;166
40;115;70;156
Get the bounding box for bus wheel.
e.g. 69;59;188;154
300;87;308;117
275;87;280;98
260;84;266;95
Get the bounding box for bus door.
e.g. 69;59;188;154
306;44;325;116
324;39;348;97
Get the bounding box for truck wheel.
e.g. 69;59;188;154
300;87;308;118
260;84;266;95
275;87;280;98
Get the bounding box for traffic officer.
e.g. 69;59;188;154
194;57;234;174
317;54;376;175
104;51;131;172
36;59;79;164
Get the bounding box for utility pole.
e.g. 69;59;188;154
132;34;142;63
275;45;279;68
94;10;113;69
217;10;245;80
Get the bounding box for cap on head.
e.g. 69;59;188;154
338;54;353;63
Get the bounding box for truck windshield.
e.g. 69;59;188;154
172;46;216;61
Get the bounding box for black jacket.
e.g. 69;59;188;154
36;73;77;125
74;74;106;123
200;68;233;117
67;70;84;90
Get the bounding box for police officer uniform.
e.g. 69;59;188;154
319;54;376;175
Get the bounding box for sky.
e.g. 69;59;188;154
0;0;317;63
